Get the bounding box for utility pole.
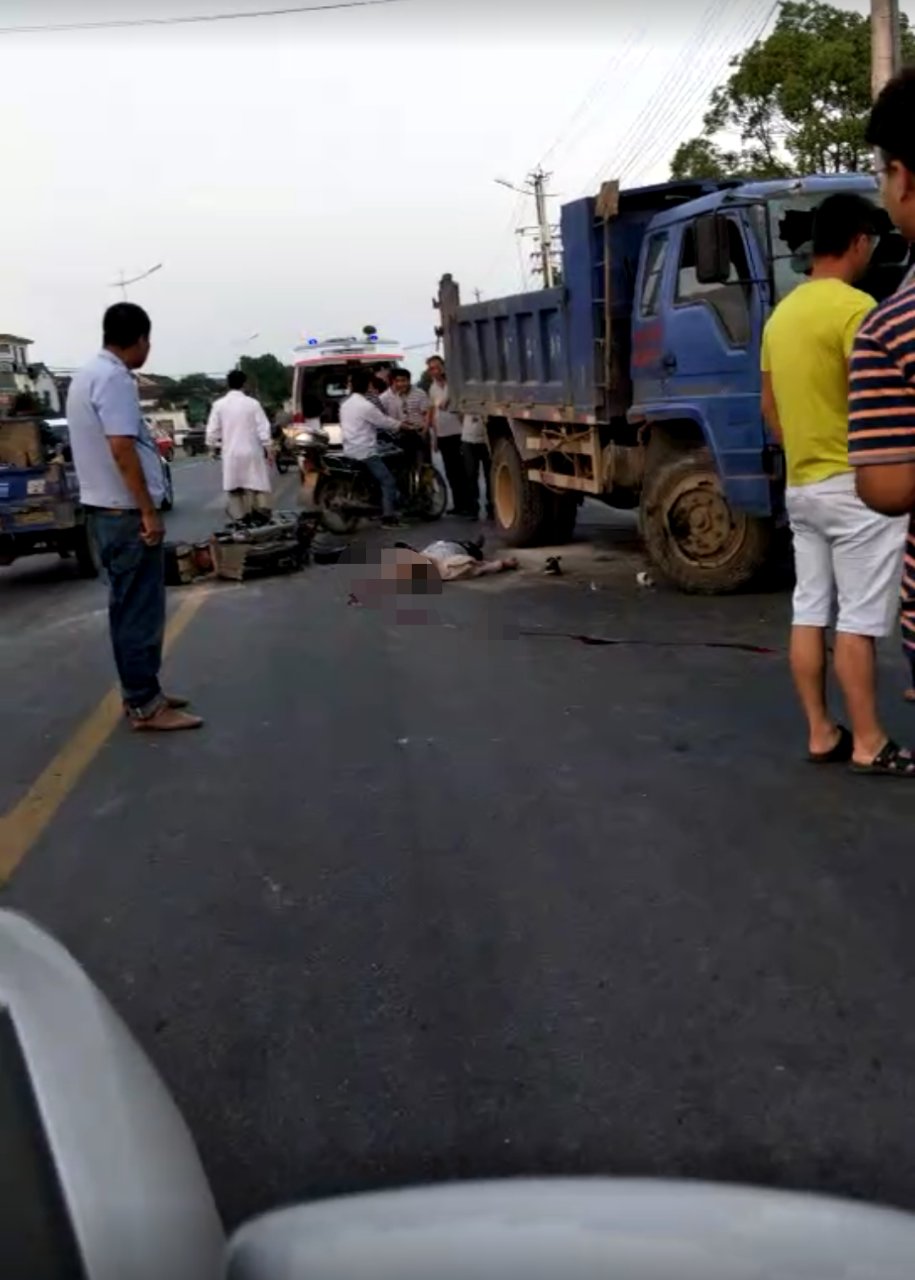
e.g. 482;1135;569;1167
530;168;556;289
494;170;561;289
871;0;900;99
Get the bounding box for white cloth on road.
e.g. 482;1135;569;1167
339;392;400;460
206;390;273;493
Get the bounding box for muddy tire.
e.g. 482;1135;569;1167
640;448;772;594
73;525;100;579
490;437;551;546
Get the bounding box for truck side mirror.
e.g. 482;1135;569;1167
695;213;731;284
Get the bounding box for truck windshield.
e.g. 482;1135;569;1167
765;192;910;302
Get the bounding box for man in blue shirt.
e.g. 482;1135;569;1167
67;304;202;731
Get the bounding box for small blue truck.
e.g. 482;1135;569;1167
438;174;911;592
0;415;98;577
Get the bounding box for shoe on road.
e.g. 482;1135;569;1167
122;693;191;717
131;706;204;733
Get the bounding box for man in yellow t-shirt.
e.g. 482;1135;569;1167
761;192;909;767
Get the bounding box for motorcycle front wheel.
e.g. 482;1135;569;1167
315;475;360;535
415;466;447;521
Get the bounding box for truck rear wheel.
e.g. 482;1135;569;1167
640;449;772;594
491;438;550;546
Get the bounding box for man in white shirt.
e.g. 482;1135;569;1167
206;369;273;520
427;355;470;514
340;367;402;527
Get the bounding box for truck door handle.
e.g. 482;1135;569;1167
661;352;677;372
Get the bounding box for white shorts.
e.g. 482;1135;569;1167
787;472;908;637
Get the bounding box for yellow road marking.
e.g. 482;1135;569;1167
0;590;208;884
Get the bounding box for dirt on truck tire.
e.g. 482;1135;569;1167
640;448;772;594
490;437;551;546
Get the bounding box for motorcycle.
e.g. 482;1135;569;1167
297;426;447;535
274;429;299;475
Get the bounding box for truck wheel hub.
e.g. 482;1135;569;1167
666;478;742;566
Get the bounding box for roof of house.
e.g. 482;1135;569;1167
0;334;34;345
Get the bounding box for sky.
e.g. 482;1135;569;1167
0;0;905;375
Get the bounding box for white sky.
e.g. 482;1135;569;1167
0;0;904;374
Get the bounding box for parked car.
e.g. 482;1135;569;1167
147;419;175;463
45;417;173;516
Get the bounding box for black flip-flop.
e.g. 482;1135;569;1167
850;739;915;777
808;725;853;764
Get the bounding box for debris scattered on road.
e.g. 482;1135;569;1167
210;510;316;582
636;570;655;588
543;556;563;576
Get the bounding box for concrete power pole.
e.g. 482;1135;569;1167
530;168;556;289
871;0;901;99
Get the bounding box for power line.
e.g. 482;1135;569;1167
621;0;780;185
536;21;646;169
587;0;729;192
0;0;403;36
618;0;757;182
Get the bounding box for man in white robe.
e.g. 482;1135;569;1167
206;369;273;519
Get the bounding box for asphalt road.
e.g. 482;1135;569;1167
3;458;915;1232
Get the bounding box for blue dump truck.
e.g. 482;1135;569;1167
438;174;912;592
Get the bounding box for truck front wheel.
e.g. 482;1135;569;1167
640;449;772;594
491;438;550;546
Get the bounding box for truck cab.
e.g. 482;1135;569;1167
440;174;912;593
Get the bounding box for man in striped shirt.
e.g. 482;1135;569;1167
381;367;431;469
848;67;915;776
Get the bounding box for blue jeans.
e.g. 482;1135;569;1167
88;510;165;714
364;454;398;519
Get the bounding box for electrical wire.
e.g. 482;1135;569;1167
586;0;733;192
557;38;655;171
626;0;781;183
618;0;755;182
479;188;529;293
537;21;646;169
621;0;780;185
0;0;404;36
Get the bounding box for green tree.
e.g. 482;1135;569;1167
670;0;915;180
238;353;293;417
670;138;740;181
